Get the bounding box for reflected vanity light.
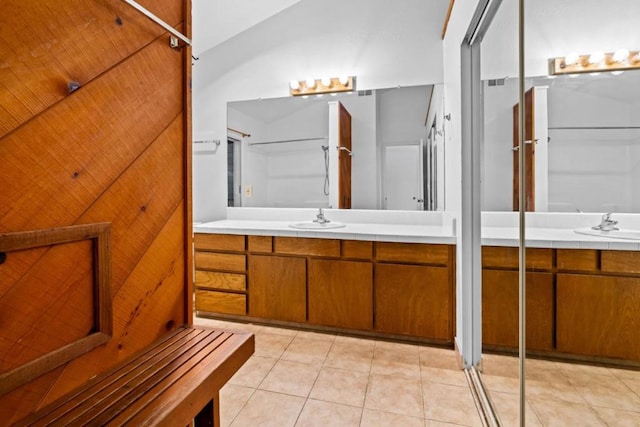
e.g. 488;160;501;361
549;49;640;75
289;76;356;96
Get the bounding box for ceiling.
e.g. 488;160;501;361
192;0;303;55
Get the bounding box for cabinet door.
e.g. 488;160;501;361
557;274;640;360
248;255;306;322
308;259;373;330
482;270;554;351
375;263;451;340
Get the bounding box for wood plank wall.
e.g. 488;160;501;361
0;0;192;422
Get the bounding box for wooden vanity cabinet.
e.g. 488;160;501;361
248;255;306;322
374;242;455;341
482;270;554;350
375;263;452;340
193;234;247;315
481;247;555;352
557;273;640;361
308;259;373;330
195;233;455;343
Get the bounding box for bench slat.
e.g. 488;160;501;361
63;330;227;426
17;326;254;427
111;334;248;426
24;328;209;426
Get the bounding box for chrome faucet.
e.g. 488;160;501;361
313;208;330;224
592;213;619;231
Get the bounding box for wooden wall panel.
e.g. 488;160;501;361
0;0;191;422
0;36;182;232
0;241;94;373
0;0;182;139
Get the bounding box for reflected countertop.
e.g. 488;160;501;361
194;219;640;250
482;226;640;250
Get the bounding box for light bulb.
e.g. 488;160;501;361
316;94;323;98
589;72;601;76
305;78;316;88
564;52;580;66
612;48;630;63
568;73;579;78
588;51;605;64
611;70;624;76
289;80;300;90
301;95;309;99
321;77;332;87
338;75;349;85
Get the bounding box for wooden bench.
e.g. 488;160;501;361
16;326;254;426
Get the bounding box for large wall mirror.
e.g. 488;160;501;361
476;0;640;425
227;84;445;211
482;71;640;213
481;0;640;214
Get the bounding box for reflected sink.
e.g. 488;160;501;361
574;228;640;241
289;221;346;230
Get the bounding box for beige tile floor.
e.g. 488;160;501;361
480;353;640;426
194;317;483;427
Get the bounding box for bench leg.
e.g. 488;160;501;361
194;394;220;427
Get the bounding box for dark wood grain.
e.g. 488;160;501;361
376;242;450;265
482;246;552;270
338;102;352;208
248;255;306;322
557;249;598;272
274;237;340;257
341;240;373;260
195;234;245;252
557;273;640;360
482;270;554;351
308;259;373;330
375;263;452;341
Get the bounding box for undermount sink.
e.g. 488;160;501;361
289;221;346;230
574;228;640;241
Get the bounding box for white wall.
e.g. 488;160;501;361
481;0;640;80
547;84;638;212
192;0;447;221
481;78;519;211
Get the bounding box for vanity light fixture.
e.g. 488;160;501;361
549;49;640;75
289;76;356;96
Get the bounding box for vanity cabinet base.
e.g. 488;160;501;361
194;234;455;343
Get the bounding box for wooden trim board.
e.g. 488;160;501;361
0;223;112;396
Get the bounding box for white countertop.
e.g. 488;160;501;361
194;220;640;250
194;220;456;244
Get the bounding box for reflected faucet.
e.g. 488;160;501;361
592;213;619;231
313;208;330;224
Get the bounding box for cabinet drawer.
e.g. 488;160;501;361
482;246;552;270
195;252;246;272
274;237;340;257
557;249;598;272
195;270;246;291
376;242;450;265
248;236;272;253
194;233;245;252
601;250;640;274
195;290;246;315
342;240;373;260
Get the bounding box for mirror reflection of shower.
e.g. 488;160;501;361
321;145;329;196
